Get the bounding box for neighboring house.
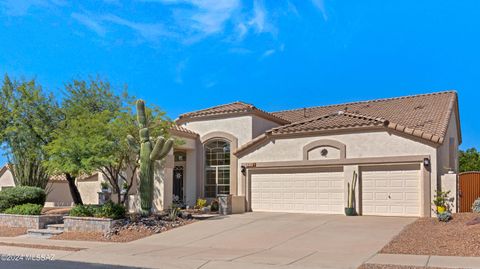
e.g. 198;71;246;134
131;91;460;217
0;165;103;206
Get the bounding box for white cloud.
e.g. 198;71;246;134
262;49;275;57
311;0;328;21
102;14;168;41
71;13;106;37
249;0;266;33
0;0;64;16
148;0;241;36
71;12;169;43
175;59;188;84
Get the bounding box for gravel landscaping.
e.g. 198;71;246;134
381;213;480;257
52;213;196;242
0;226;27;237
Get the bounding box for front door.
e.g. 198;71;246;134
173;166;184;200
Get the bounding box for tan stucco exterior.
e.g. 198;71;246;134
0;169;15;191
171;106;460;217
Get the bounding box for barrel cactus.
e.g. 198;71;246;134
127;100;173;215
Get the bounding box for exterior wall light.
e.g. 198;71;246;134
423;158;430;167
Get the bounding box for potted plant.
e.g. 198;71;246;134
345;171;357;216
433;190;454;214
100;181;110;192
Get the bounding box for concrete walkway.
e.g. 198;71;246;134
366;253;480;269
0;212;415;269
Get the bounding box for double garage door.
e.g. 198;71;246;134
250;164;421;216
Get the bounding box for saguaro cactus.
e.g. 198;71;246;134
127;100;173;215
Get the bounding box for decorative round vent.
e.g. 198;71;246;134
321;149;328;157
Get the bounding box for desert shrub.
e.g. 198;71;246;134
210;199;219;212
0;186;46;212
437;211;452;222
472;198;480;213
195;198;207;209
69;204;96;217
168;206;181;221
4;203;43;215
93;201;126;220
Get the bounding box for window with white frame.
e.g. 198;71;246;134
204;139;230;197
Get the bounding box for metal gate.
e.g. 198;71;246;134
459;172;480;212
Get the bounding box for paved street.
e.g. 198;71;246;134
0;212;415;269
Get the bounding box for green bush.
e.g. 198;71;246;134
93;201;126;220
69;202;125;220
4;203;43;215
69;204;96;217
0;186;46;212
210;199;219;212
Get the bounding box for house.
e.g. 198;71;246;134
133;91;460;217
0;165;104;206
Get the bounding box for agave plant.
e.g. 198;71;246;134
472;197;480;213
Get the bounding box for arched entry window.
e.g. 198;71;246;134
205;139;230;197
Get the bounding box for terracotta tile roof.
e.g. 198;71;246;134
270;111;388;135
271;91;459;144
176;101;289;125
169;124;199;138
48;173;99;182
235;91;460;156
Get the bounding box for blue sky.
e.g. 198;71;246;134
0;0;479;164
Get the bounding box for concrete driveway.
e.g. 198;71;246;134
61;212;415;269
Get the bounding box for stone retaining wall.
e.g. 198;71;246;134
63;216;119;233
0;214;63;229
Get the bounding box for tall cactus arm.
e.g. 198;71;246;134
126;135;140;154
150;137;174;160
352;171;357;193
136;100;147;128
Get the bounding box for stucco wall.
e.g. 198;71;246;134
0;169;15;191
437;111;459;175
436;111;460;210
238;130;438;198
45;182;74;206
182;116;253;146
77;176;101;205
251;115;281;139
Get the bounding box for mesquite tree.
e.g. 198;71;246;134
127;100;173;215
0;75;59;190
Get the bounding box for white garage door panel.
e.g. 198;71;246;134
362;168;421;217
251;172;344;214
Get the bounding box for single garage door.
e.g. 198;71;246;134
251;168;344;214
361;164;421;217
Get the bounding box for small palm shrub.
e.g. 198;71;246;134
0;186;46;212
4;203;43;215
472;198;480;213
